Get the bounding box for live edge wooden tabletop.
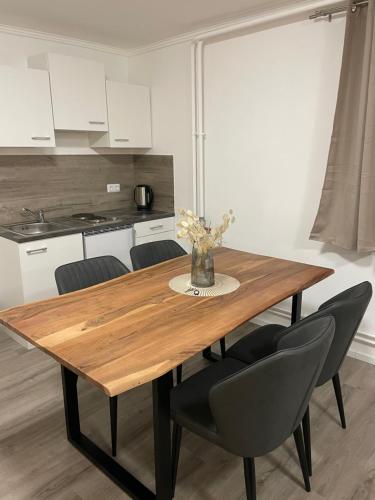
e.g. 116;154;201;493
0;248;333;397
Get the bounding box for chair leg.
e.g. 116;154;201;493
302;406;312;477
293;424;311;492
332;373;347;429
243;457;256;500
109;396;118;457
220;338;226;358
176;365;182;385
172;423;182;496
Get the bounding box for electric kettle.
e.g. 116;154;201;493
134;185;153;210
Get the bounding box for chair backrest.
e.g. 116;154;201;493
55;255;130;295
209;316;335;458
297;282;372;385
130;239;187;271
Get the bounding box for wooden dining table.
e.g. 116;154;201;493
0;247;333;500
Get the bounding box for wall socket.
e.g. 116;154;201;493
107;183;120;193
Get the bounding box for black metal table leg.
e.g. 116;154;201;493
109;396;118;457
202;346;222;362
61;365;80;440
219;338;226;359
61;366;155;500
152;371;174;500
291;292;302;324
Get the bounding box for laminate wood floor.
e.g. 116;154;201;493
0;324;374;500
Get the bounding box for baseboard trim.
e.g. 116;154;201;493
253;307;375;366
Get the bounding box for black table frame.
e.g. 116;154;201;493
61;366;173;500
60;292;302;500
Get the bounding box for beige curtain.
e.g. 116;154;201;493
310;0;375;252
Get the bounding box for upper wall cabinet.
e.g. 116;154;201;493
28;53;108;132
0;66;55;148
90;81;152;148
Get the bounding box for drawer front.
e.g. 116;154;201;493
19;234;84;302
133;217;174;238
135;230;175;246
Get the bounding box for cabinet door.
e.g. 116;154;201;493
46;54;108;131
135;231;175;246
0;66;55;147
107;81;152;147
19;234;84;302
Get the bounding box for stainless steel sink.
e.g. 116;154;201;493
7;222;65;235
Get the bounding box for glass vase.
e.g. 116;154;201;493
191;246;215;288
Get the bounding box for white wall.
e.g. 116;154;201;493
128;43;194;217
203;18;375;362
0;30;129;154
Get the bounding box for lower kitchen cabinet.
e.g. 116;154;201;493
0;233;83;348
135;231;175;245
133;217;175;245
18;234;84;302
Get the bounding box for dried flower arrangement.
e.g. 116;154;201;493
176;209;235;254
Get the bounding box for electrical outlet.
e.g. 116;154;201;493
107;184;120;193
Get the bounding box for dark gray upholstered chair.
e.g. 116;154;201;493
130;239;227;381
130;239;187;271
55;255;130;457
55;255;129;295
226;281;372;476
171;316;335;499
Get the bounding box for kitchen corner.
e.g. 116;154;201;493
0;153;175;349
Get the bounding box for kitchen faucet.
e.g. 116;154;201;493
21;207;46;223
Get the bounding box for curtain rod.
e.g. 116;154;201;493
309;0;368;19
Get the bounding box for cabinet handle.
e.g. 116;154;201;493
114;138;130;142
89;121;105;125
150;225;163;230
31;136;51;141
26;247;47;255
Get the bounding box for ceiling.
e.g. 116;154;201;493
0;0;307;50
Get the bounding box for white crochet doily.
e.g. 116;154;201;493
169;273;240;297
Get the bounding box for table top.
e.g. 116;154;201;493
0;248;334;396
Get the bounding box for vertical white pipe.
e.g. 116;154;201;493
196;40;205;217
191;42;198;214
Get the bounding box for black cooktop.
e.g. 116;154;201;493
71;213;108;223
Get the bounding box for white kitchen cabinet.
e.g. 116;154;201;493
18;234;84;302
0;65;55;147
0;233;83;348
90;81;152;148
135;231;175;245
29;53;108;132
134;217;174;245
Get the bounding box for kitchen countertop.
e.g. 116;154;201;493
0;209;175;243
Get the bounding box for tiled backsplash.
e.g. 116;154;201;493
0;154;174;224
